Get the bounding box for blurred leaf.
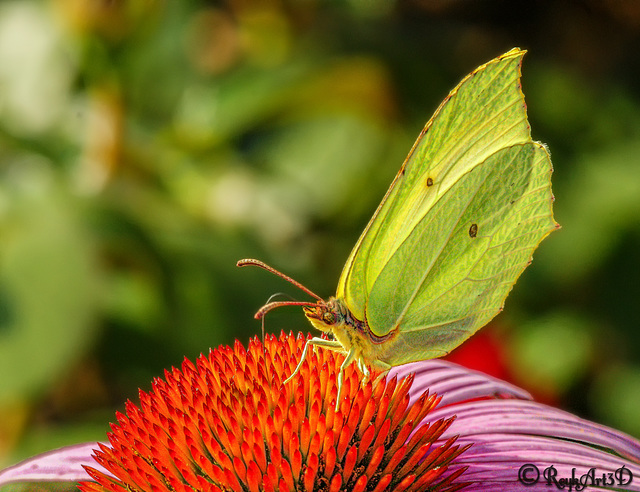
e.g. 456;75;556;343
0;162;99;402
527;62;596;141
510;312;594;399
173;61;317;147
592;365;640;439
261;114;394;223
538;141;640;285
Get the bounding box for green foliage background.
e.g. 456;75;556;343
1;0;640;466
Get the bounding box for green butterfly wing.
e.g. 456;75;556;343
336;48;557;367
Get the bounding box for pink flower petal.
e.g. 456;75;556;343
0;443;109;486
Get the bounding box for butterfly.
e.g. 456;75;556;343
238;48;558;407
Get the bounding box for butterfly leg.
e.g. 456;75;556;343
336;346;357;411
357;357;371;383
284;337;343;385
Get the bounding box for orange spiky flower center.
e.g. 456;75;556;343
80;332;469;492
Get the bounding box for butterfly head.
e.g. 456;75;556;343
303;299;339;333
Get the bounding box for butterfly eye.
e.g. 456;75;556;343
323;312;336;324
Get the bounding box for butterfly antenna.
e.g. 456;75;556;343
237;259;323;301
255;300;318;319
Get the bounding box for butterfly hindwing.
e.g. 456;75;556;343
368;142;555;366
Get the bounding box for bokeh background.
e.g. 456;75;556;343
1;0;640;468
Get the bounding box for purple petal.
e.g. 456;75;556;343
448;433;640;491
0;442;108;486
391;359;532;406
433;399;640;463
406;360;640;491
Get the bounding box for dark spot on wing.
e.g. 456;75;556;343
469;223;478;238
426;177;433;187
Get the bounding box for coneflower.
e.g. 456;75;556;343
2;333;640;491
80;332;468;492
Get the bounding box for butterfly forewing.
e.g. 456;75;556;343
337;49;533;326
